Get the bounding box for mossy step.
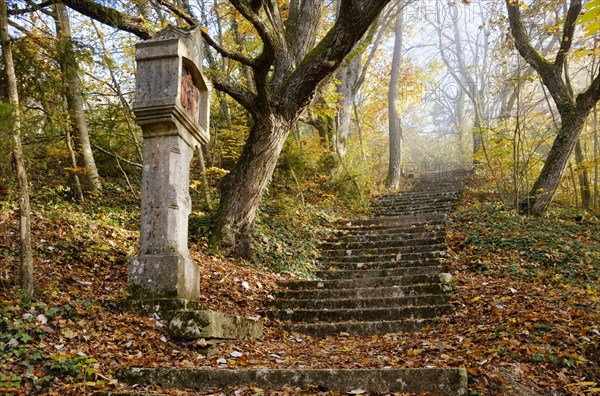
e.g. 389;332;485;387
318;257;446;270
332;225;445;238
288;318;438;337
275;283;449;300
336;213;446;228
269;304;452;323
316;250;447;264
373;205;455;214
320;243;446;258
316;265;447;279
320;236;445;250
335;224;446;235
375;190;459;199
280;274;443;291
374;209;453;217
373;200;456;209
267;293;451;310
324;229;445;243
116;367;467;395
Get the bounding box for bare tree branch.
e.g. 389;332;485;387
61;0;155;39
92;144;142;169
554;0;582;70
156;0;258;67
204;68;259;114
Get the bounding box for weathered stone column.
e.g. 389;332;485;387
128;26;211;304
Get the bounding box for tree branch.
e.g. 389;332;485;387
505;0;552;74
280;0;390;116
155;0;257;67
554;0;582;70
8;0;54;16
577;69;600;111
505;0;573;110
228;0;276;55
155;0;197;26
92;144;142;169
60;0;155;39
204;68;259;114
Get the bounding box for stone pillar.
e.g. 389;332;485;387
128;26;211;304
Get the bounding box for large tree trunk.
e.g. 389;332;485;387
209;111;293;258
385;12;403;189
1;0;33;296
525;112;589;215
54;4;102;193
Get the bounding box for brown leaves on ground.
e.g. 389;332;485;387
0;200;598;395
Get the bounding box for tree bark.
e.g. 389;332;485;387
385;11;403;189
525;113;589;214
594;105;599;209
1;0;33;296
209;111;292;258
335;56;360;157
54;4;102;192
506;0;600;215
574;139;591;208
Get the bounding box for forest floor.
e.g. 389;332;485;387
0;184;599;395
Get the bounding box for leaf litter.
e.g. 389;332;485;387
0;195;598;395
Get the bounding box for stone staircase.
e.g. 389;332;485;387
114;170;471;395
267;169;470;337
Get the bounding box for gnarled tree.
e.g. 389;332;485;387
49;0;391;257
505;0;600;215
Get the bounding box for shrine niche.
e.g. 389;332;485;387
180;67;199;123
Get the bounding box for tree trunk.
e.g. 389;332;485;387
385;12;403;189
335;56;360;157
66;129;85;201
594;105;599;209
525;112;589;215
569;162;579;208
209;111;293;258
196;145;212;210
54;4;102;192
1;0;33;296
574;139;591;208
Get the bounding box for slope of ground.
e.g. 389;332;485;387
0;184;598;395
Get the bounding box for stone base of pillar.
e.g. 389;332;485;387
128;253;201;302
120;298;203;321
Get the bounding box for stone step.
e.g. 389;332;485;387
332;225;445;238
287;318;437;337
336;213;446;228
319;257;446;270
373;198;457;207
281;274;442;291
316;265;447;279
275;283;449;300
373;203;455;211
267;293;451;310
325;228;445;242
375;189;459;198
374;195;458;204
320;242;446;258
336;224;445;235
320;235;445;250
269;304;452;323
317;250;447;264
116;367;468;395
373;204;455;213
374;208;453;217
